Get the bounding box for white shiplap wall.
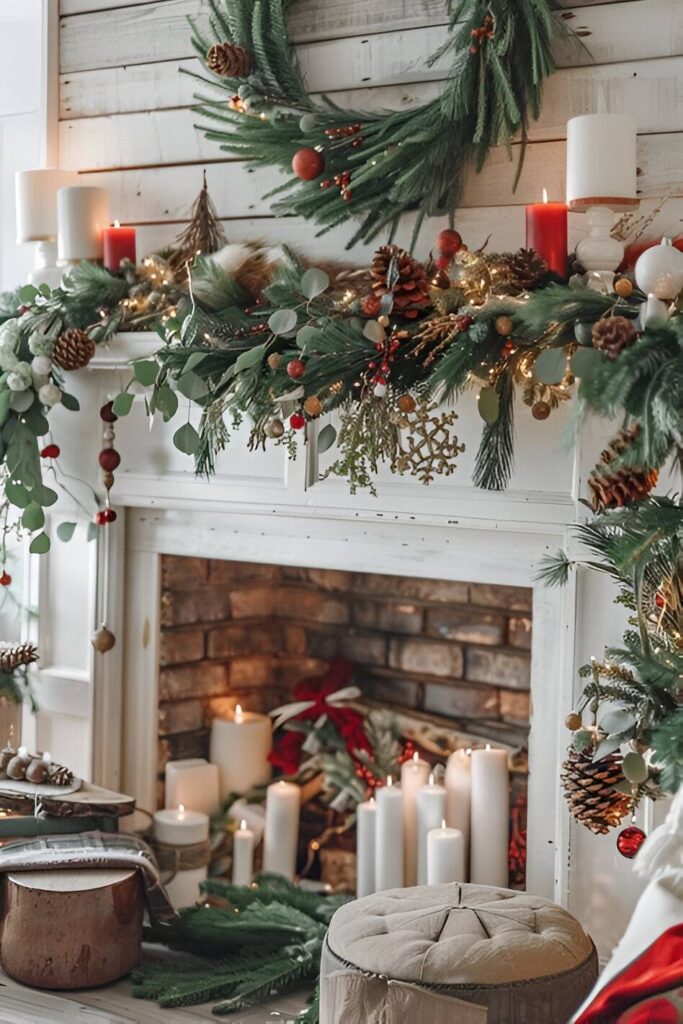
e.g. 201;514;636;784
57;0;683;261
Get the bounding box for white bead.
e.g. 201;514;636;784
38;382;62;407
31;355;52;376
373;383;387;398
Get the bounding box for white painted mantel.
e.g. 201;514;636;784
19;329;666;963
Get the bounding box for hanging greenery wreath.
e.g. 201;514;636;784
189;0;565;247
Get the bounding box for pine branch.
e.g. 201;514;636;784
473;369;515;490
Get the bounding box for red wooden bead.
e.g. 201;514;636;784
98;449;121;472
95;508;117;525
616;825;646;859
40;444;60;459
287;359;306;380
289;412;306;430
0;571;12;587
291;147;325;181
100;401;118;423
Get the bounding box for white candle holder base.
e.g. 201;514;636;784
28;240;63;290
575;206;626;293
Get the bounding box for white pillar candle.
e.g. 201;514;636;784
165;758;220;816
209;704;272;799
153;804;210;908
427;821;465;885
416;773;447;885
356;797;376;898
57;185;109;261
400;752;430;886
263;780;300;880
375;777;404;892
232;818;254;886
470;746;510;888
15;169;76;242
165;866;208;909
566;114;637;209
445;749;471;878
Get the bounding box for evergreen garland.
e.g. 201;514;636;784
188;0;567;246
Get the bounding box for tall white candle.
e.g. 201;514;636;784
263;780;300;880
375;777;404;892
470;746;509;887
165;758;220;816
427;820;465;885
57;185;109;261
15;169;76;242
232;819;254;886
153;804;210;908
210;704;272;799
400;752;430;886
445;749;471;878
356;797;376;898
416;773;446;886
566;114;637;209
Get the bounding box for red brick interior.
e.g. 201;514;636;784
158;556;532;808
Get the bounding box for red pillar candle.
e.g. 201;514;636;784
103;221;136;271
525;190;568;279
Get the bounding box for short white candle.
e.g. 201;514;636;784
15;169;76;242
153;804;209;846
165;866;207;908
165;758;220;816
375;777;404;892
566;114;636;208
232;818;254;887
416;773;446;885
427;820;465;885
400;752;430;886
356;797;376;898
470;745;510;888
445;749;471;878
41;751;52;766
263;780;300;880
210;704;272;799
58;185;109;261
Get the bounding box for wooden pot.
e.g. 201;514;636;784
0;867;143;989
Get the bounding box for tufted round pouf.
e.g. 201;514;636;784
320;883;598;1024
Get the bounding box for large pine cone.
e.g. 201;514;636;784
488;248;548;294
561;747;631;834
0;642;38;673
52;328;96;371
370;245;431;319
589;426;659;512
206;42;252;78
592;315;637;359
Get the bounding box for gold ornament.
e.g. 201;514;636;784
267;352;281;370
264;417;285;439
494;315;514;337
303;395;323;418
397;394;416;414
392;402;465;483
532;400;551;420
451;249;490;305
614;277;634;298
91;626;116;654
565;711;582;731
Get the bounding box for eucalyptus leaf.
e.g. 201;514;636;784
87;522;98;543
56;521;77;542
154;385;178;420
317;423;337;454
234;344;265;373
592;733;625;761
478;386;500;424
18;284;38;304
533;347;566;385
173;422;201;455
176;372;209;401
363;320;385;344
60;393;80;412
112;392;135;416
29;532;50;554
296;325;322;351
183;351;208;373
5;480;30;509
22;501;45;532
0;390;11;428
268;309;298;336
300;268;330;299
599;708;636;736
31;483;58;507
133;360;158;387
571;346;603;379
23;405;49;437
299;113;317;132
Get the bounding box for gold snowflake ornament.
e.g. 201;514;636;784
392;402;465;483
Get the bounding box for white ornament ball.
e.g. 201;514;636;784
38;382;62;407
9;389;34;413
31;355;52;376
634;240;683;301
373;382;387;398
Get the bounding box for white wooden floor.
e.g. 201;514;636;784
0;954;313;1024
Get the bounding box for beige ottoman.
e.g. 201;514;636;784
320;883;598;1023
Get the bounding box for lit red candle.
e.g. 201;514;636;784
525;189;568;279
103;220;136;272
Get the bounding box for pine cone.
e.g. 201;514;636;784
371;245;431;319
47;763;74;786
561;747;631;834
589;426;659;512
206;42;252;78
489;248;548;294
592;316;637;359
52;328;96;371
0;642;38;673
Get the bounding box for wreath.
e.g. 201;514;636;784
190;0;564;246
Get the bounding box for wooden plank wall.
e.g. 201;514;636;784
57;0;683;262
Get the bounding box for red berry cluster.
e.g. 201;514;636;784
321;169;352;201
397;739;418;764
354;761;383;792
469;14;494;53
96;401;119;527
324;123;362;140
367;330;406;391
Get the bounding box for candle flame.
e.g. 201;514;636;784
542;188;548;204
178;803;185;816
387;775;394;787
485;743;491;751
8;726;14;741
466;748;472;756
441;819;447;830
239;818;247;831
428;772;434;786
113;219;121;228
235;703;244;722
369;796;375;805
412;751;419;763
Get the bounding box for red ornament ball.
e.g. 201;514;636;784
292;147;324;181
40;444;60;459
98;449;121;472
99;401;118;423
95;508;117;526
616;824;646;859
0;571;12;587
436;229;463;257
434;254;451;270
289;412;306;431
287;358;306;380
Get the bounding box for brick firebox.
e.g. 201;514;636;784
157;555;532;807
